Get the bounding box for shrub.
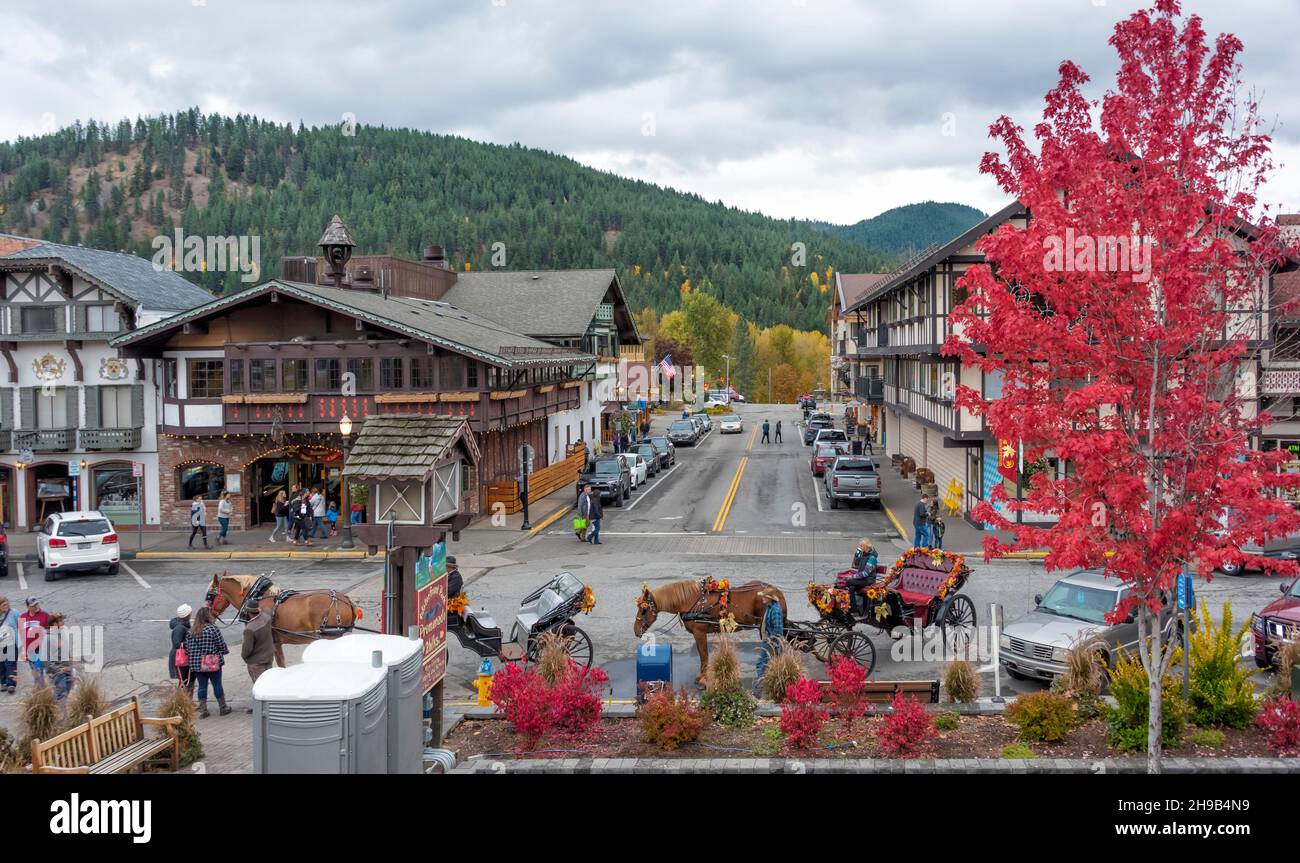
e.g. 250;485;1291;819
759;639;803;703
0;727;23;773
934;711;960;731
942;659;981;703
65;676;107;730
703;634;742;694
1006;691;1077;743
549;663;608;738
1000;743;1037;759
779;677;829;750
1057;639;1106;697
1188;727;1226;748
701;687;757;729
489;664;553;749
1255;698;1300;757
1104;652;1186;752
1187;600;1256;728
534;631;571;687
20;684;60;758
754;726;782;757
826;657;870;735
638;688;705;751
1264;641;1300;702
158;683;203;768
876;692;936;758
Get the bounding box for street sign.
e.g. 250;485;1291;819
1177;570;1195;611
132;461;144;478
67;459;81;477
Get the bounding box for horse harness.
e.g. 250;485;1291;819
208;577;358;639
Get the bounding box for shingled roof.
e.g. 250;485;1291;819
0;234;214;311
442;269;631;339
343;416;479;481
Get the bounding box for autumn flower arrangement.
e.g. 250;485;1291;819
807;582;851;616
703;576;731;608
447;594;470;615
579;586;597;614
882;548;969;599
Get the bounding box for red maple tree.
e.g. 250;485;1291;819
944;0;1300;770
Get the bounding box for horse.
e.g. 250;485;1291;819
633;579;787;682
205;573;363;668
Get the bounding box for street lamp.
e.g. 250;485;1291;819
338;414;355;549
721;354;732;404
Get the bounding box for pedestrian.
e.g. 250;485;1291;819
188;495;210;549
578;484;603;545
184;607;231;717
0;596;19;694
613;430;622;454
216;491;233;545
753;597;785;696
927;496;945;550
293;491;314;546
913;494;933;548
774;419;782;443
326;501;340;537
19;597;50;687
268;489;289;543
168;603;194;694
761;419;771;444
46;613;73;701
310;486;328;539
240;607;275;713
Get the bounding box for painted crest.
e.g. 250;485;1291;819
100;357;131;381
32;352;66;382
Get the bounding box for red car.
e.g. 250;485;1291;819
1251;577;1300;668
810;444;841;476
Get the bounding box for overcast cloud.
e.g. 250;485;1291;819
2;0;1296;224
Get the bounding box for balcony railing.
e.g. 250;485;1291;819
14;428;73;452
80;427;142;450
883;385;955;431
854;377;884;403
593;302;615;324
1262;368;1300;396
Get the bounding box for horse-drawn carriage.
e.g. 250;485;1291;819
789;548;977;675
449;571;595;668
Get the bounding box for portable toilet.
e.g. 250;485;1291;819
635;642;672;702
252;659;388;774
303;632;425;774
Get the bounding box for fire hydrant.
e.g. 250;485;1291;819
475;658;494;707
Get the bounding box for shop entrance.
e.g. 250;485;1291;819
28;463;72;527
0;467;12;529
250;449;343;525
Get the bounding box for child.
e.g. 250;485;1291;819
326;501;340;537
46;613;74;700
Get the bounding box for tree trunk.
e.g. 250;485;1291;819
1142;606;1163;774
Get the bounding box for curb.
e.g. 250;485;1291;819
449;756;1300;774
132;550;379;561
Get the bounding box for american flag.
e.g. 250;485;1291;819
658;355;676;380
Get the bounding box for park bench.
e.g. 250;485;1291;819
863;679;941;704
31;695;181;774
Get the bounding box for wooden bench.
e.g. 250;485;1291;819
32;695;181;774
815;679;940;704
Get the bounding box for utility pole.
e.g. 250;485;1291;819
768;367;773;404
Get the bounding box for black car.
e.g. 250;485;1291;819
648;436;676;468
632;443;660;477
667;419;700;446
577;457;632;506
803;416;833;445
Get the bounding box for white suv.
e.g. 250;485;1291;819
37;511;120;581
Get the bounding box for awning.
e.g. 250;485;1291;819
601;401;622;415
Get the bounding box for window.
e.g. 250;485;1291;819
177;464;225;501
36;388;69;428
984;369;1005;400
314;358;341;391
92;466;140;525
466;362;478;388
380;357;403;389
228;359;243;394
85;305;121;332
439;354;463;389
249;359;277;392
410;357;433;389
22;307;60;333
282;359;308;392
347;357;373;391
100;386;133;427
188;360;224;398
163;359;178;398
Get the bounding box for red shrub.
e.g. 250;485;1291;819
551;662;609;738
827;657;871;736
1256;698;1300;757
780;677;829;750
638;688;706;751
876;692;937;758
489;663;552;749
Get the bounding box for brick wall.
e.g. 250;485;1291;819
158;434;272;530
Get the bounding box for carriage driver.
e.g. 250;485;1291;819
844;538;879;616
446;556;465;621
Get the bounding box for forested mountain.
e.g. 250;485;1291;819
818;201;987;256
0;110;897;332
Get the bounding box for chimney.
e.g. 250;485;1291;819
423;244;450;270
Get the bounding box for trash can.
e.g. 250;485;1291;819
636;642;672;702
303;632;425;774
851;439;863;456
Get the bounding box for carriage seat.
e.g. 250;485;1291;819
894;566;946;608
515;587;563;636
463;608;501;640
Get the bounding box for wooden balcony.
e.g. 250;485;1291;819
883;384;956;432
80;427;142;450
14;428;73;452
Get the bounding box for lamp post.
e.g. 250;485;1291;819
338;414;355;550
721;354;732;405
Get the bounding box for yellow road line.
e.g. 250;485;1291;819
882;504;910;542
746;425;758;451
529;502;574;537
712;455;748;532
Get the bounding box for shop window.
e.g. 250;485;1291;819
177;464;225;501
92;465;140;525
188;359;225;398
249;359;277;392
283;359;308;392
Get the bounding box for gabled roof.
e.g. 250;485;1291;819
110;279;595;368
442;268;641;342
847;201;1027;312
344;416;480;481
0;233;214;311
835;273;890;314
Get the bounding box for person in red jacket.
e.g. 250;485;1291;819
18;597;51;686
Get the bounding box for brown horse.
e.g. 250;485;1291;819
206;573;363;667
633;579;787;682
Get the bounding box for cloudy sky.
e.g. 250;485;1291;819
2;0;1297;224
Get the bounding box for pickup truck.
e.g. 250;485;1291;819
812;428;850;450
823;456;881;508
576;456;632;506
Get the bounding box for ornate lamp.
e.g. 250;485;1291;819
318;215;356;288
339;414;355;549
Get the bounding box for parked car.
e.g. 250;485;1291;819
649;435;676;467
576;457;632;506
823;456;881;507
691;411;712;432
813;428;850;450
1000;569;1181;681
1214;512;1300;576
718;414;743;434
632;443;660;477
668;419;700;446
810;444;841;476
628;453;649;488
1251;578;1300;668
705;396;729;409
729;389;746;403
36;511;120;580
803;416;834;445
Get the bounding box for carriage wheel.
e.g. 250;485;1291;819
940;595;977;656
829;631;876;676
526;625;594;670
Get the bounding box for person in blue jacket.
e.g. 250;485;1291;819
754;598;785;696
